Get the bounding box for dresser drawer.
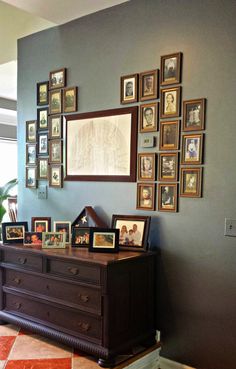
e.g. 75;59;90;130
5;269;102;315
47;258;101;284
4;292;102;343
2;250;42;272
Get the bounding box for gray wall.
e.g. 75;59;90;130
17;1;236;368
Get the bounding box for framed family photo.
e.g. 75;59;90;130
49;139;62;164
139;69;158;101
89;228;119;253
24;232;42;246
26;144;37;165
37;81;49;106
181;133;203;165
120;74;138;104
54;221;71;243
72;227;90;247
26;120;37;143
158;184;178;212
49;115;62;139
63;86;77;113
26;167;37;188
49;89;62;115
183;98;206;131
49;165;63;188
42;232;66;249
159;120;179;150
160;86;181;119
180;167;202;198
138;153;156;181
158;152;178;181
31;217;51;232
136;183;155;211
37;108;48;130
2;222;28;244
38;132;48;155
111;214;151;251
160;52;182;86
38;158;49;180
49;68;66;90
140;103;158;133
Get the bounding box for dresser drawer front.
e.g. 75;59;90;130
47;259;101;284
4;293;102;343
5;269;102;314
2;250;42;272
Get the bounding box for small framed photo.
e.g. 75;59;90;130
159;120;179;150
49;89;62;115
72;227;90;247
37;81;49;106
49;115;62;139
26;120;37;143
136;183;155;211
160;86;181;119
37;108;48;130
183;98;206;131
89;228;119;253
120;73;138;104
54;221;71;243
63;86;77;113
140;103;158;132
31;217;51;232
158;184;178;212
49;68;66;90
24;232;42;246
38;157;49;180
111;214;151;251
42;232;66;249
139;69;158;101
181;133;203;165
26;144;37;165
26;167;37;188
49;165;63;188
38;133;48;155
158;152;178;181
2;222;28;244
160;52;182;86
138;153;156;181
180;167;203;198
49;139;62;164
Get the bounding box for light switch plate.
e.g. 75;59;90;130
38;185;47;199
224;218;236;237
141;135;155;148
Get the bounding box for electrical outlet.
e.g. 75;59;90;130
224;218;236;237
38;185;47;199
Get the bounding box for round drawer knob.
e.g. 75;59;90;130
78;321;90;332
13;277;21;284
15;302;22;310
78;294;89;303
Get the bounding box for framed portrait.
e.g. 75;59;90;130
49;89;62;115
49;139;62;164
180;167;203;198
160;86;181;119
24;232;42;246
49;115;62;139
136;183;155;211
31;217;51;232
89;228;119;253
49;165;63;188
140;102;158;133
54;221;71;243
111;214;151;252
37;108;48;130
26;120;37;143
2;222;28;244
181;133;203;165
160;52;182;86
158;184;178;212
63;86;77;113
120;74;138;104
138;153;156;181
38;132;48;155
49;68;66;90
158;152;178;181
65;106;138;182
26;167;37;188
159;120;179;150
38;157;49;180
183;98;206;131
26;144;37;165
42;232;66;249
139;69;158;101
37;81;49;106
72;227;90;247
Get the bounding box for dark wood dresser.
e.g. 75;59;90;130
0;243;156;367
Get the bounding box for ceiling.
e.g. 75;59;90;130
0;0;128;126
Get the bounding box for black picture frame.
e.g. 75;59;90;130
2;221;28;244
89;228;119;253
71;227;90;247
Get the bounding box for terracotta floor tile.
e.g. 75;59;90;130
5;358;71;369
73;349;87;358
0;324;20;336
0;361;6;369
0;336;16;360
72;356;100;369
8;334;72;360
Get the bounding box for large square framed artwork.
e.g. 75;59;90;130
65;106;138;182
158;152;178;182
159;120;179;150
183;98;206;131
136;183;155;211
111;214;151;252
139;69;158;101
37;81;49;106
140;103;158;133
26;120;37;143
158;183;178;212
180;167;202;197
138;153;156;181
49;68;66;90
160;52;182;86
181;133;203;165
120;74;138;104
2;222;28;244
160;87;181;119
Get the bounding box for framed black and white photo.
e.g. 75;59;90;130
140;103;158;133
139;69;158;101
49;139;62;164
38;157;49;180
158;152;178;181
49;165;63;188
159;120;179;150
37;108;48;130
180;167;202;198
38;132;48;155
26;167;37;188
160;87;181;119
49;68;66;90
138;153;156;181
49;89;62;115
37;81;49;106
181;133;203;165
63;86;77;113
26;144;37;165
26;120;37;143
49;115;62;139
160;52;182;86
183;98;206;131
136;183;155;211
158;184;178;212
120;74;138;104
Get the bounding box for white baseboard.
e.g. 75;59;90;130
159;356;195;369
